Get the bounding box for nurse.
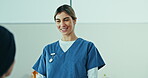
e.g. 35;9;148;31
32;4;105;78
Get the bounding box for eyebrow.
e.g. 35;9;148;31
55;17;70;21
64;17;70;20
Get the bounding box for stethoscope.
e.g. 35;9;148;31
49;53;56;63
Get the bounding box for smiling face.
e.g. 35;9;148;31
55;12;76;36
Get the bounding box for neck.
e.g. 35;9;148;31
62;33;78;41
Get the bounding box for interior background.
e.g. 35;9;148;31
0;0;148;78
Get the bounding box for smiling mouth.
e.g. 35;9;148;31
60;27;68;32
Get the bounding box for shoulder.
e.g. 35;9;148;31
80;38;95;46
43;40;59;51
80;38;97;53
79;38;96;51
41;41;59;55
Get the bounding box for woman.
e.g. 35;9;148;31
32;4;105;78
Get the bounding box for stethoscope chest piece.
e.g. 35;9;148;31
49;58;53;63
49;53;56;63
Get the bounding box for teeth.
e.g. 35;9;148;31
62;29;66;30
61;28;68;30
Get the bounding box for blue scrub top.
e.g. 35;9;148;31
33;38;105;78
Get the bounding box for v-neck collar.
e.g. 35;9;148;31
57;38;81;53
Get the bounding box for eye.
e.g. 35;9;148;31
64;18;69;21
56;20;60;23
65;19;69;21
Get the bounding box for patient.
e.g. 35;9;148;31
0;26;16;78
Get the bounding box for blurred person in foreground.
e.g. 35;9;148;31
0;26;16;78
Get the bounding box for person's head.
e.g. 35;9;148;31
54;4;77;36
0;26;16;78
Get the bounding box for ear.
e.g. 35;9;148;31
73;18;77;24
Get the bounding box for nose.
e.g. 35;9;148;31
60;21;66;27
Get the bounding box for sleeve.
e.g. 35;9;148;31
88;67;98;78
86;42;105;71
32;47;47;76
36;73;46;78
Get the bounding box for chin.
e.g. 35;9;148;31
62;33;68;35
62;32;70;35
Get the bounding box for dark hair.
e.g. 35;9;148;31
54;4;77;21
0;26;16;76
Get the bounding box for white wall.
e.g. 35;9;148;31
1;23;148;78
73;0;148;23
1;0;148;23
0;0;69;23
